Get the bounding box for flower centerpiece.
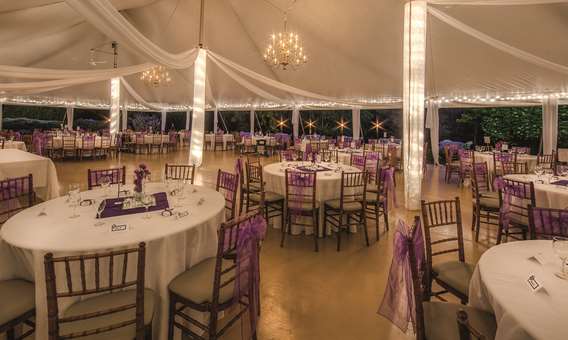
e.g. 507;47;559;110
133;164;151;200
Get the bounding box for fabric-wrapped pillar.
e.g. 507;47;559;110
190;49;207;167
542;96;558;155
185;110;191;130
121;107;128;131
250;109;255;134
352;107;361;141
109;77;120;134
292;107;300;139
403;0;427;210
161;110;167;132
66;106;74;130
426;101;440;165
213;108;219;132
0;103;3;131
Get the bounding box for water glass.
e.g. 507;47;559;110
142;194;153;219
68;184;81;219
552;237;568;279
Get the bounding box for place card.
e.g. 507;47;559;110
111;223;128;233
526;273;546;294
528;253;546;265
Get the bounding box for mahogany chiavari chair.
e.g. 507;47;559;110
245;162;284;226
279;150;297;162
528;206;568;239
537;151;556;169
365;167;392;240
457;309;492;340
214;133;225;151
492;152;516;178
350;154;366;171
216;170;239;221
0;174;35;224
501;161;528;175
458;149;474;186
444;145;461;183
282;170;319;252
164;164;196;184
319;149;338;163
78;135;96;160
420;197;473;304
62;135;76;159
150;134;163;154
470;162;499;242
44;243;154;340
87;166;126;190
497;178;535;244
0;279;35;340
324;171;368;251
167;212;264;340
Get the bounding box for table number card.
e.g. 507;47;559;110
111;223;129;233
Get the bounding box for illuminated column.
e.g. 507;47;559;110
542;96;558;155
109;77;120;135
292;107;300;139
66;106;74;130
213;108;218;132
0;103;3;130
352;107;361;140
403;1;427;210
185;109;191;130
121;107;128;131
190;49;207;167
161;110;167;132
250;109;255;134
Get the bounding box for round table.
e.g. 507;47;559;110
0;183;225;340
263;161;361;235
475;152;538;174
469;241;568;340
2;140;27;151
504;174;568;209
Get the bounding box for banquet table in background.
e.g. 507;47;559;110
469;241;568;340
204;133;235;149
504;174;568;209
263;161;361;236
0;183;225;340
1;140;27;151
0;149;59;200
474;151;538;173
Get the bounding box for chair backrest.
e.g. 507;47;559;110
420;197;466;270
285;170;317;212
319;149;337;163
82;136;95;150
350;154;366;170
280;150;296;162
101;136;111;148
528;206;568;239
152;135;162;145
501;161;528;175
457;310;487;340
338;172;367;210
215;134;224;143
493;152;516;175
216;170;239;220
165;164;195;183
537;152;555;169
0;174;34;222
87;166;126;190
63;136;75;150
471;162;492;199
246;162;264;195
498;178;535;226
44;243;147;340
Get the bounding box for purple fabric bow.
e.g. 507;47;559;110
233;215;267;333
378;219;424;333
382;167;397;211
235;158;244;179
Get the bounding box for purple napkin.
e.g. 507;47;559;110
550;180;568;187
98;192;169;218
295;165;332;172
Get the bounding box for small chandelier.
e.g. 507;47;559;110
140;65;172;87
264;14;308;70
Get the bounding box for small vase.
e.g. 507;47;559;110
134;179;145;201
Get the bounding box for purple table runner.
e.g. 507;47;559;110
98;192;169;218
294;165;332;172
550;180;568;187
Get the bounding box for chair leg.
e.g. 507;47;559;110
336;212;342;252
475;209;482;242
496;222;504;245
471;205;476;230
374;205;380;241
6;327;15;340
280;212;287;248
167;294;176;340
314;211;319;252
362;211;370;247
383;209;389;231
144;324;152;340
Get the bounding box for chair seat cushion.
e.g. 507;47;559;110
286;201;320;211
509;213;529;227
474;196;499;210
250;191;284;203
324;199;363;212
60;288;155;340
366;194;385;204
168;257;233;305
0;279;35;326
480;191;498;200
423;301;497;340
432;261;474;298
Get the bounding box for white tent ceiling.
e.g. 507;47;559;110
2;0;568;109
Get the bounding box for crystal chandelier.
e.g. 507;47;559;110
264;14;308;70
140;65;172;87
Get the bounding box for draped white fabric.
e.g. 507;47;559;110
352;107;361;140
426;101;440;165
542;96;558;155
213;108;218;132
0;104;3;131
64;0;198;69
161;110;166;132
66;106;74;130
120;77;167;111
0;63;153;80
250;109;255;134
428;7;568;76
185;110;191;130
292;108;300;139
121;107;128;131
189;49;206;167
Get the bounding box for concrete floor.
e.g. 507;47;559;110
53;148;494;340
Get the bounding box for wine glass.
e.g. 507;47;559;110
142;194;153;219
68;184;81;219
99;175;111;197
534;164;544;182
95;199;106;226
552;237;568;279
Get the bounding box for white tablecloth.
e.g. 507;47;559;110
475;152;538;174
558;148;568;163
0;183;225;340
205;134;234;149
469;241;568;340
504;174;568;209
0;149;60;200
263;161;361;235
2;140;27;151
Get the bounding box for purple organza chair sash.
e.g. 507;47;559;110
381;167;397;211
495;152;514;162
499;181;525;231
512;146;530;154
530;208;568;238
231;214;267;332
234;158;244;180
351;155;366;169
287;171;314;214
240;131;252;138
32;132;46;155
0;178;30;200
219;171;238;200
281;151;295;162
378;219;424;333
